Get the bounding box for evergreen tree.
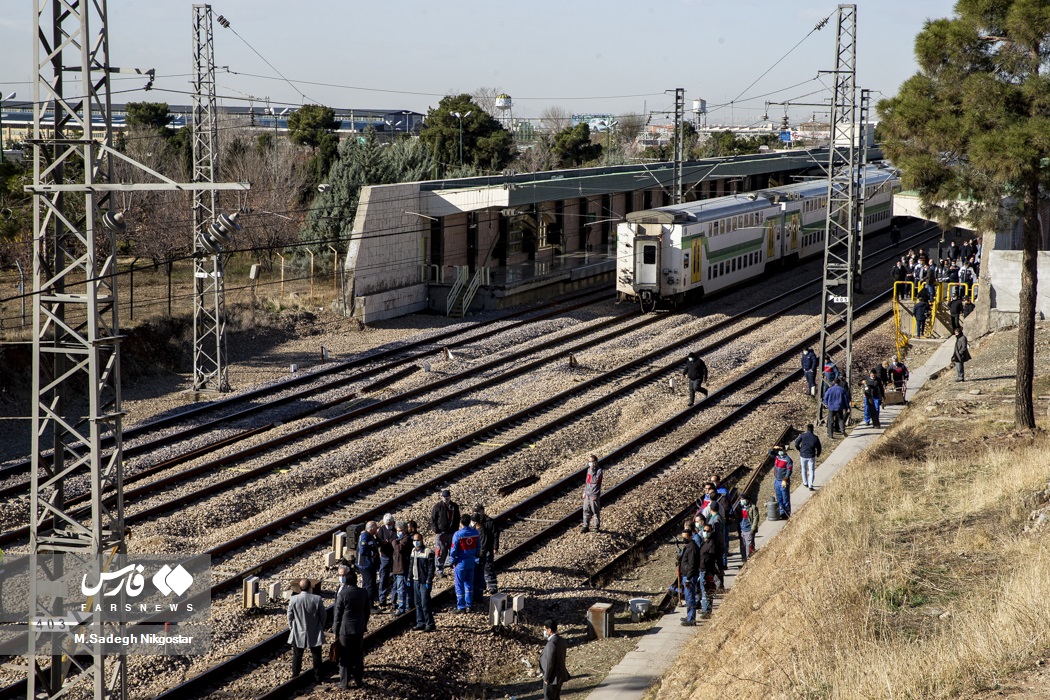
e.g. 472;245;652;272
419;94;514;172
303;128;436;250
877;0;1050;429
551;122;603;168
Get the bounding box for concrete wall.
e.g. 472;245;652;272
980;251;1050;331
344;182;426;322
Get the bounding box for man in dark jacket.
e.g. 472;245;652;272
793;423;822;491
823;378;850;439
408;531;436;631
677;528;701;626
952;327;970;381
471;504;500;595
356;521;380;608
430;489;461;578
861;369;885;428
914;298;930;337
390;521;412;615
376;514;396;608
949;295;965;331
333;569;371;689
697;524;720;618
540;619;571;700
682;352;708;406
800;348;818;396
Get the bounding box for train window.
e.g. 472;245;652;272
707;223;713;236
643;245;657;264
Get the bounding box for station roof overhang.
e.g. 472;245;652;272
893;190;989;232
420;147;883;218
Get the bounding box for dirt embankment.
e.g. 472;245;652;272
652;322;1050;700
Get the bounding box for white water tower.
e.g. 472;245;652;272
495;93;513;129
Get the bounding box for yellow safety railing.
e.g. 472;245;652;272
892;282;911;359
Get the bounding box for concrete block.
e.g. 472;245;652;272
254;590;268;608
511;594;526;612
501;608;517;626
267;582;281;602
587;602;615;640
242;576;260;610
324;551;337;568
489;593;509;626
332;532;347;559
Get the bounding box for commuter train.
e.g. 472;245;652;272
616;166;900;311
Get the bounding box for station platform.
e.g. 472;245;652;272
431;251;615;314
584;336;958;700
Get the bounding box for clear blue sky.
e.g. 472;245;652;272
0;0;959;124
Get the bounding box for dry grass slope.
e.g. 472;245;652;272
653;341;1050;700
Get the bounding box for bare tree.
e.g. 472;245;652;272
515;133;557;173
539;106;571;134
471;87;504;118
222;124;309;271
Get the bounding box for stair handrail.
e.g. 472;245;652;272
446;266;468;316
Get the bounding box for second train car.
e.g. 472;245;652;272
616;166;899;311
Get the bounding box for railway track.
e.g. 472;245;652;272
0;226;936;699
200;288;902;700
0;286;612;488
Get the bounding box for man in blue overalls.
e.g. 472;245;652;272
450;514;480;613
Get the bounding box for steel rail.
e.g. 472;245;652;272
0;286;612;482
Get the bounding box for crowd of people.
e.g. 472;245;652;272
890;239;980;337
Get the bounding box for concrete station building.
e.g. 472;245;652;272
342;148;864;323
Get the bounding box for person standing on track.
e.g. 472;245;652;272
430;489;461;578
376;514;396;609
801;347;818;396
286;577;326;684
333;569;371;689
471;504;500;595
450;514;480;613
582;455;603;533
355;521;380;609
682;352;709;406
409;531;436;632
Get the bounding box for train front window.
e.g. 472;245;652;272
643;245;656;264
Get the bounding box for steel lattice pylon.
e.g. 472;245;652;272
28;1;128;696
855;87;871;284
191;4;228;393
672;88;685;205
816;3;860;422
25;4;248;697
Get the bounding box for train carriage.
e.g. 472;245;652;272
616;166;899;311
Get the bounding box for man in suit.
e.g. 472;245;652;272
539;619;570;700
287;578;326;684
333;569;371;689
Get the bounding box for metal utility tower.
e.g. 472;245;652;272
26;3;248;697
672;88;685;205
191;4;231;393
855;88;871;282
815;3;860;423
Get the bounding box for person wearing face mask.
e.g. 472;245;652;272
376;514;397;609
409;532;436;632
539;619;570;700
697;524;719;619
677;528;700;626
450;514;480;613
430;489;461;578
390;521;412;616
582;455;603;533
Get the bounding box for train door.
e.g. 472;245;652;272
634;235;660;289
